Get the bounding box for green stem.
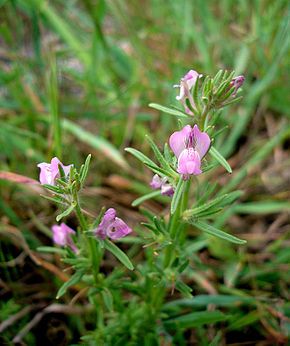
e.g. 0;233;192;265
200;104;210;131
74;194;100;283
163;179;191;268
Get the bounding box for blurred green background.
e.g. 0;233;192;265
0;0;289;345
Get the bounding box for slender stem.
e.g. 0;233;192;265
74;193;100;282
163;179;191;268
75;200;87;232
200;104;210;131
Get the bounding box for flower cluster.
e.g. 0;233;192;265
175;69;245;115
38;158;132;250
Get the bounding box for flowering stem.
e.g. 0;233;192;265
164;179;191;268
74;193;100;282
200;105;210;131
75;200;87;232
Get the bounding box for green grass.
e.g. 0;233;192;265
0;0;289;344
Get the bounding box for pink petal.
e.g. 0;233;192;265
150;174;163;189
37;162;52;185
177;148;202;175
50;157;62;182
95;208;116;239
176;70;200;101
192;125;211;159
160;184;174;197
184;70;200;88
107;217;132;240
169;125;192;158
60;223;75;235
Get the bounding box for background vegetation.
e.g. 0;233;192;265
0;0;289;345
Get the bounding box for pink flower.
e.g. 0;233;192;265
95;208;132;240
37;157;72;185
230;75;245;96
169;125;210;178
150;174;174;197
174;70;202;114
52;223;77;252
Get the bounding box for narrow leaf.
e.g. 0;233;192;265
146;135;175;174
164;310;228;329
194;221;246;244
56;271;84;299
125;148;158;169
132;190;161;207
149;103;189;118
79;154;92;185
56;203;76;222
209;146;232;173
104;239;134;270
37;246;66;255
183;191;243;219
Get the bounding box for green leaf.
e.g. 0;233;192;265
233;201;290;214
56;203;76;222
125;147;158;169
79;154;92;185
149;103;189;118
145;162;175;178
104;239;134;270
101;289;114;312
209;146;232;173
37;246;66;255
146;135;176;175
43;184;63;194
56;271;84;299
40;194;66;205
175;280;193;298
163;295;255;310
183;191;243;219
132;190;161;207
163;310;228;329
194;221;246;244
171;176;184;214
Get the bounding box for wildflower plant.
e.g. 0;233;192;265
37;69;246;343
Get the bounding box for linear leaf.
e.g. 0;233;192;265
209;146;232;173
79;154;92;185
149;103;189;118
56;271;84;299
104;239;134;270
194;221;246;244
132;190;161;207
125;148;158;169
56;203;76;222
183;191;243;219
164;310;228;329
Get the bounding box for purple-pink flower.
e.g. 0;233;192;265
52;223;77;252
174;69;202;114
150;174;174;197
230;75;245;96
95;208;132;240
169;124;210;178
37;157;72;185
